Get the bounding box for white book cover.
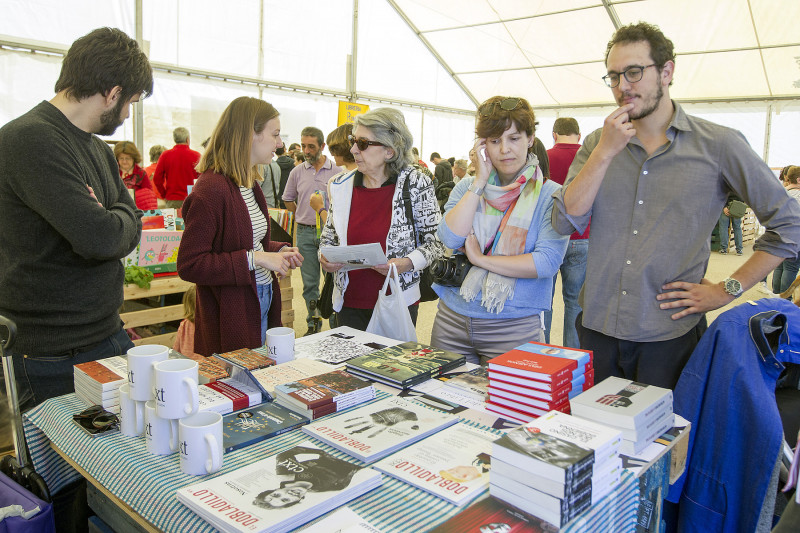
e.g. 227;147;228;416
570;377;673;430
73;356;127;390
176;441;382;533
373;423;496;506
291;327;401;364
250;359;332;395
302;396;458;463
619;413;675;456
618;407;674;443
198;377;263;415
491;455;622;500
527;411;623;464
299;507;382;533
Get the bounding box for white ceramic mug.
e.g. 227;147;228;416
144;400;178;455
179;411;223;476
153;359;199;419
126;345;169;402
119;383;144;437
266;327;295;363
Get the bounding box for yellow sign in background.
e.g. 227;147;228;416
337;101;369;126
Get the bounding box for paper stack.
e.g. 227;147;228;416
490;410;623;528
570;376;674;455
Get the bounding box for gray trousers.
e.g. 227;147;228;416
430;300;544;365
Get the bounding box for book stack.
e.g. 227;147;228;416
570;376;674;455
490;410;623;528
274;369;375;419
485;344;594;424
346;342;466;389
73;356;128;413
250;358;332;396
198;377;265;415
177;440;382;533
302;396;458;463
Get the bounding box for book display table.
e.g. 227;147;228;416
23;392;645;532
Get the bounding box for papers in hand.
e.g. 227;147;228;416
320;243;388;271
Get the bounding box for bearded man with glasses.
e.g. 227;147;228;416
551;22;800;390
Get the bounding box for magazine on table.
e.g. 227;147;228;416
286;326;401;365
373;423;497;506
428;496;558;533
346;342;466;388
302;396;459;463
176;440;382;533
319;243;388;271
298;507;381;532
222;404;310;453
250;359;333;396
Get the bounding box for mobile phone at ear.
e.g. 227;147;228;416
72;417;120;438
480;148;487;162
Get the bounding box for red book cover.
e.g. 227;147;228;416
488;368;571;391
487;385;571;411
485;400;544;424
429;495;557;533
488;376;572;401
489;394;571;416
489;350;577;383
204;380;251;412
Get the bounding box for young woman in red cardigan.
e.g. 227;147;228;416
177;97;303;356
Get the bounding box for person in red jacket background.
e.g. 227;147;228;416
153;126;200;209
114;140;157;210
177;97;303;356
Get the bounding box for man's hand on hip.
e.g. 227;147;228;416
657;278;735;320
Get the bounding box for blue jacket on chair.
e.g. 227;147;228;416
666;298;800;532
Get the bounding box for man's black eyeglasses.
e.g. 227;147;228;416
479;97;521;117
602;64;656;88
73;405;119;429
348;135;385;151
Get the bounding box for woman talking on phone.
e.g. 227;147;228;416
431;96;568;365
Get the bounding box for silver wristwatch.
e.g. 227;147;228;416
721;277;743;297
468;182;485;196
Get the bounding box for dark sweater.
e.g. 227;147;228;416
0;101;142;355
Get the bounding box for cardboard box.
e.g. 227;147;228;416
138;229;182;274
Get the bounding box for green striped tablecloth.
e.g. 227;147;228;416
23;392;638;532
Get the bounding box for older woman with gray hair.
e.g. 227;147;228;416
319;108;444;330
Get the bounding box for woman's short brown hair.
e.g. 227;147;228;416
476;96;536;140
326;123;355;163
113;141;142;165
197;97;279;188
786;166;800;185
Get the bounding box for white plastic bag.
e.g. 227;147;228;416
366;264;417;342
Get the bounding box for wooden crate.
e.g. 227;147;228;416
122;275;294;347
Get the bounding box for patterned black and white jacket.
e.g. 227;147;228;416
319;166;445;311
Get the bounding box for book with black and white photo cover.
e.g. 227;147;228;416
491;454;623;500
373;423;497;506
222;404;310;453
429;496;558;533
440;366;488;400
492;424;595;484
302;396;459;463
274;370;374;410
250;359;332;396
176;440;382;533
287;326;401;365
527;411;623;466
346;342;466;389
570;377;673;430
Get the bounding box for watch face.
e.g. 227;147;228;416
725;278;742;295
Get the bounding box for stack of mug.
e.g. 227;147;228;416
118;345;223;476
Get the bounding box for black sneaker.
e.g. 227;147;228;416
736;250;743;256
718;249;727;255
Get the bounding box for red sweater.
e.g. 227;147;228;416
177;171;288;356
153;144;200;201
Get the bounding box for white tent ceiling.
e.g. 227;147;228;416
390;0;800;109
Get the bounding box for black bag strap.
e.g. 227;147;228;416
401;173;420;248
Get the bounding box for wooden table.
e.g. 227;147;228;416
121;276;294;347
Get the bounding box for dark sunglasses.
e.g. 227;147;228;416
73;405;119;429
479;97;521;117
348;135;385;151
